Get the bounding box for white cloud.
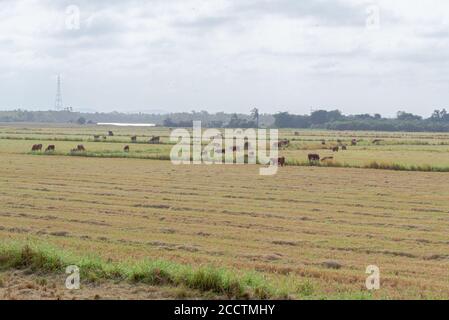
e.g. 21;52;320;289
0;0;448;116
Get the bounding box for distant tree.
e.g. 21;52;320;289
76;117;86;125
251;108;259;128
396;111;422;121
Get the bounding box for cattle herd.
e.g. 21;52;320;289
30;130;383;167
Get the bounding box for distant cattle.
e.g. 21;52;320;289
45;145;55;152
131;135;137;142
341;145;347;150
308;153;320;162
77;144;85;151
124;145;130;152
31;144;43;151
351;139;357;146
321;156;334;162
149;136;160;144
321;140;326;145
108;131;114;136
271;156;286;167
277;139;290;149
93;135;100;141
332;146;339;152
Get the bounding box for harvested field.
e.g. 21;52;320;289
1;125;449;299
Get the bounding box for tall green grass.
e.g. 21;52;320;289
0;241;288;299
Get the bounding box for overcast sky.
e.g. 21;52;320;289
0;0;448;116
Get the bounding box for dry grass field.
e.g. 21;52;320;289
1;124;449;299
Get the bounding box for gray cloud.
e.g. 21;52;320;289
0;0;448;116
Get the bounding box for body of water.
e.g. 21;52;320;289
97;123;156;127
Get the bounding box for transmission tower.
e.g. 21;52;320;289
55;75;63;110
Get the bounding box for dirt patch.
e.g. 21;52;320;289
0;270;209;300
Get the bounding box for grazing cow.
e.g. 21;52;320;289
351;139;357;146
277;139;290;149
321;156;334;162
321;140;326;145
31;144;43;151
149;136;160;144
341;145;347;150
108;131;114;136
332;146;339;152
93;135;100;141
271;157;286;167
45;145;55;152
308;153;320;162
131;135;137;143
124;145;130;152
77;144;85;151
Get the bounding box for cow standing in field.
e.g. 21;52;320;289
131;136;137;143
45;145;55;152
271;157;286;167
308;153;320;162
108;131;114;136
341;145;347;150
149;136;160;144
332;146;339;152
124;145;130;152
77;145;85;151
351;139;357;146
31;144;43;151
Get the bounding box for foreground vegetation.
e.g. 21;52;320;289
0;241;289;299
1;124;449;299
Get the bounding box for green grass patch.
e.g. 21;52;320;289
0;241;287;299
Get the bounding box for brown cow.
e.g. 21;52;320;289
321;140;326;145
149;136;160;144
31;144;43;151
77;144;85;151
131;135;137;142
277;139;290;149
271;157;286;167
341;145;347;150
124;145;130;152
308;153;320;162
332;146;339;152
351;139;357;146
45;145;55;152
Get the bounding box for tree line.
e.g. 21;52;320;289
1;108;449;132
